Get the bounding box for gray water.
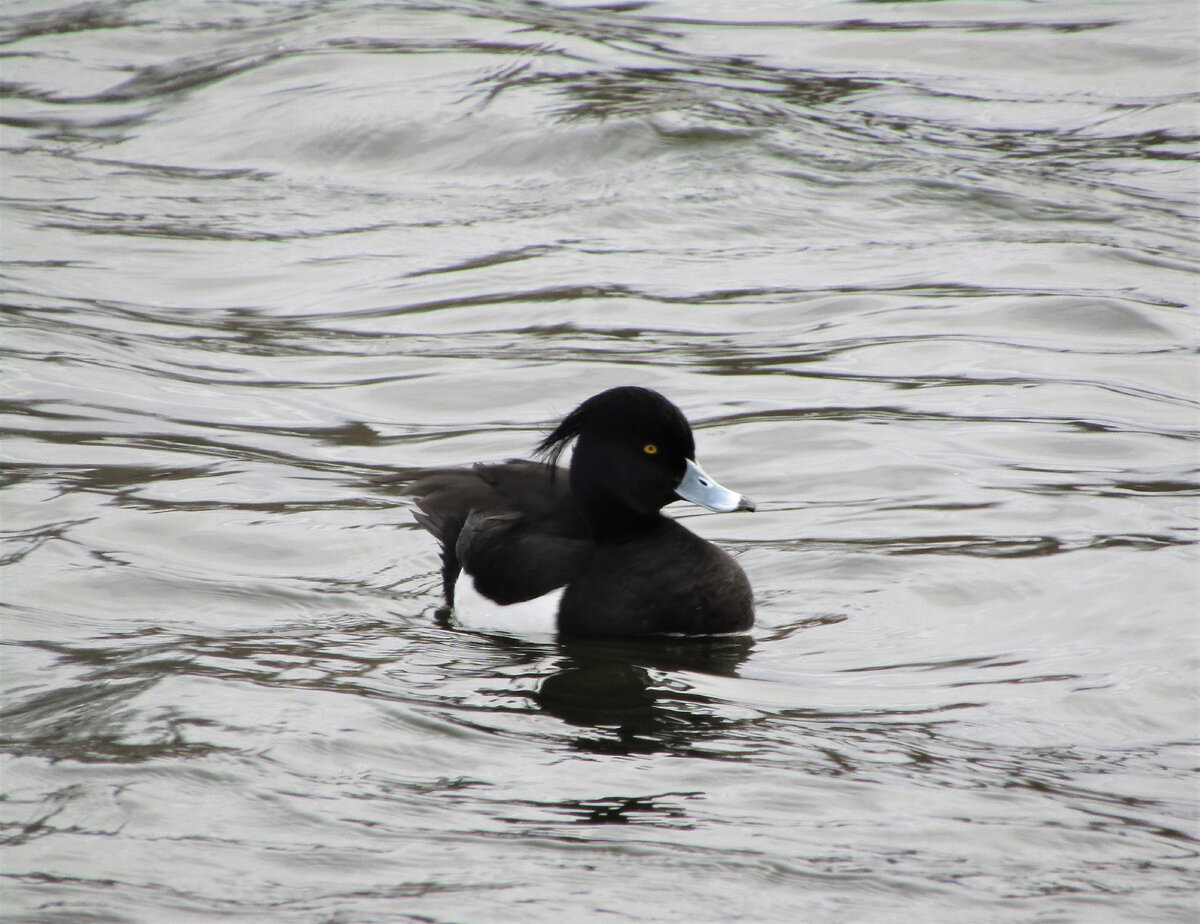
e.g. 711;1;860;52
2;1;1198;921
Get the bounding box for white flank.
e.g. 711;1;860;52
451;574;564;636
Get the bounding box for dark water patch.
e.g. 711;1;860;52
1033;478;1200;497
405;243;563;278
507;791;702;827
755;532;1193;558
825;18;1121;35
0;1;147;45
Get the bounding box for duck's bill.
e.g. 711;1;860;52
676;458;756;513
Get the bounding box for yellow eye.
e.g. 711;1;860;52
643;443;658;455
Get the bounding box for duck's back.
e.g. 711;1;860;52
407;461;591;604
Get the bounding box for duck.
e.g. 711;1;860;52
406;386;755;637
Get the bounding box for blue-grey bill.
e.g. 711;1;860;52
676;458;756;512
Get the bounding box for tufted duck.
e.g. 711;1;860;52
406;386;754;636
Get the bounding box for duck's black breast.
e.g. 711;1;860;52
558;517;754;637
407;461;592;605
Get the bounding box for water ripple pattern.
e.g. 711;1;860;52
2;1;1197;921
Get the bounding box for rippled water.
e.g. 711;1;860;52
3;1;1198;920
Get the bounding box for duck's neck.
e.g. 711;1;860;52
569;468;664;541
587;502;664;542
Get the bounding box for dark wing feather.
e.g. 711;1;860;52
405;461;593;604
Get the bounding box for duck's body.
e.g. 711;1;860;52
406;387;754;637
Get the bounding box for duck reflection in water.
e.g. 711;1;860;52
531;634;755;756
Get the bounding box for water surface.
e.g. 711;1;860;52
2;1;1198;921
